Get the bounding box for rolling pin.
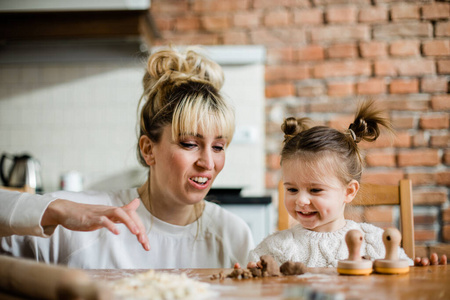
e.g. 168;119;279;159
0;255;109;300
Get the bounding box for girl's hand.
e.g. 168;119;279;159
414;253;447;266
42;198;150;251
247;261;263;269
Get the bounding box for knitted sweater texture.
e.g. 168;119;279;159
248;220;413;267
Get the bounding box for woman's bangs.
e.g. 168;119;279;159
172;95;235;143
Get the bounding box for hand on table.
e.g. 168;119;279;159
42;198;150;251
414;253;447;266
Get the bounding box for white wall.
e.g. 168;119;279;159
0;45;266;195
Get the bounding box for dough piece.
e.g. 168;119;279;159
280;261;307;276
260;255;281;277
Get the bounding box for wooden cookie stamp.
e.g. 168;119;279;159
337;229;373;275
374;228;410;274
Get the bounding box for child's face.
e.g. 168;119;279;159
282;157;358;232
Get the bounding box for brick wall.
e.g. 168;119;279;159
149;0;450;250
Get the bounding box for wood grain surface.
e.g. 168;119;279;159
86;265;450;300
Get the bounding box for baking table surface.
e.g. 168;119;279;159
87;265;450;300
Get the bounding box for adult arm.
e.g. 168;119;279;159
0;190;149;251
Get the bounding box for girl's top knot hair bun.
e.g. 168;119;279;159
347;99;393;144
281;117;311;143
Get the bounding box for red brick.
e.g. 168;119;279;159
265;82;295;98
266;153;281;170
314;61;371;78
266;47;295;64
250;29;283;45
293;8;323;25
444;225;450;242
389;40;420;57
437;60;450;74
327;81;354;97
365;150;396;167
328;114;353;130
390;4;420;21
406;172;436;186
361;170;404;185
412;132;429;148
430;133;449;148
154;17;174;31
445;149;450;165
358;6;388;23
253;0;309;9
175;16;201;31
311;25;370;42
296;45;325;61
264;9;290;27
398;149;440;167
265;65;309;82
413;189;448;205
443;208;450;223
384;95;429;112
436;21;450;37
157;32;220;45
326;6;357;24
391;115;415;130
201;15;230;31
151;0;189;13
397;59;435;76
193;0;250;12
233;11;261;28
414;215;437;226
421;2;450;20
436;171;450;186
374;60;397;76
373;23;432;39
327;43;358;59
272;28;307;44
360;41;388;58
414;229;437;242
297;82;326;97
222;31;249;44
390;79;419;94
419;114;450;130
423;40;450;56
375;59;435;77
360;131;410;149
431;95;450;110
356;78;386;95
421;77;448;93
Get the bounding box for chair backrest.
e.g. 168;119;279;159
277;179;415;259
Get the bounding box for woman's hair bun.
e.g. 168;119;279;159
145;47;224;91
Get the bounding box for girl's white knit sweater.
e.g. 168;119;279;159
248;220;413;267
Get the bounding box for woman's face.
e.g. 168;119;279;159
282;157;358;232
143;125;227;207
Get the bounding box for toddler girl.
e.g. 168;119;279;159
249;100;417;268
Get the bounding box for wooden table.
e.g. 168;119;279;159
88;265;450;300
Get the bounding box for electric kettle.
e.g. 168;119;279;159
0;153;43;193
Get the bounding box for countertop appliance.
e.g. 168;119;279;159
0;153;43;193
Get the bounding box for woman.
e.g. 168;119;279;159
0;47;254;269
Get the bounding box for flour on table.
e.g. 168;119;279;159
108;270;214;300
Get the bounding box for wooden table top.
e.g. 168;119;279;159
87;265;450;300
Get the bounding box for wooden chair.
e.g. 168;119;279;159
278;179;415;259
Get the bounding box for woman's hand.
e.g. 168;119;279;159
42;198;150;251
414;253;447;266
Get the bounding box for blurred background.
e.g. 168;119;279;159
0;0;448;253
